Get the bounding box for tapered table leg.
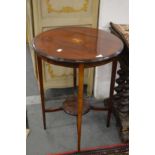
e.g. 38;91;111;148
77;64;84;152
74;68;78;132
37;56;46;129
107;59;117;127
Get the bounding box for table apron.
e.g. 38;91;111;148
37;54;118;68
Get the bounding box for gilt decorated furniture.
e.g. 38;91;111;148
33;27;123;151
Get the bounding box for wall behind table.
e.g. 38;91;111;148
94;0;129;99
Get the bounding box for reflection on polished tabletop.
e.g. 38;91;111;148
33;27;123;63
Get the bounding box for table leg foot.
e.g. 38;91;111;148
106;108;112;127
43;113;46;129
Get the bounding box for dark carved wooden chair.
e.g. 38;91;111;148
108;22;129;143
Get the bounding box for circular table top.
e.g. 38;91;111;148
33;27;123;64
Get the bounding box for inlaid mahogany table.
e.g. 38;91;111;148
33;27;123;152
